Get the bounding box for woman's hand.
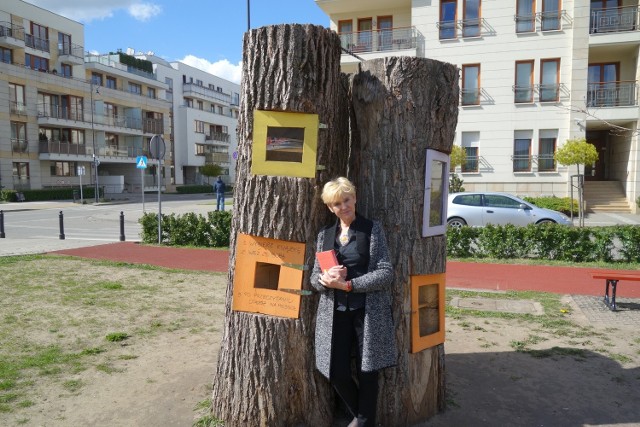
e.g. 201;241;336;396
319;266;350;291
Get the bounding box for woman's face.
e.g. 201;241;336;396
327;193;356;223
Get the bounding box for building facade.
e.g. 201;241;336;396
316;0;640;212
141;56;240;186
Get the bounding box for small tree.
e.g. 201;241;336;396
554;137;599;226
200;164;223;186
449;145;466;193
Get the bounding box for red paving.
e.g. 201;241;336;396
51;242;640;298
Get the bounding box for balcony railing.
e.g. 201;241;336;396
591;6;639;34
101;145;146;158
11;138;29;154
340;26;416;54
537;10;567;31
25;34;50;52
587;81;638;107
536;154;556;172
58;41;84;59
39;140;89;156
183;83;232;104
512;155;532;172
0;22;25;40
85;53;156;81
10;101;27;115
12;177;31;191
99;114;143;131
461;88;481;106
143;118;164;134
513;85;534;103
204;152;230;164
205;132;230;143
437;19;485;39
37;105;84;122
537;83;560;102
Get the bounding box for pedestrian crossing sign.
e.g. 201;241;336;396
136;156;148;169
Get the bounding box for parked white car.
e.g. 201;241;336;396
447;192;573;227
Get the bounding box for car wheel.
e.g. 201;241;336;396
447;217;467;228
536;219;556;225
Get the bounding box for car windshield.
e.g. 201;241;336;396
453;194;482;206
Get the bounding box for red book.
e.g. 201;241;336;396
316;250;339;273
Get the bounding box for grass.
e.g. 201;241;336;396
450;256;640;271
0;256;225;417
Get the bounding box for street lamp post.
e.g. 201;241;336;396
90;81;99;203
247;0;250;31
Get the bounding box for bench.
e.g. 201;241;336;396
590;272;640;311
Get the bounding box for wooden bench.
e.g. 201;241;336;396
590;272;640;311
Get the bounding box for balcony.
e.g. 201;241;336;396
11;138;29;154
205;132;230;143
587;81;638;107
340;26;417;55
438;19;485;39
85;53;156;83
25;34;50;52
204;152;230;164
143;118;164;134
37;105;85;122
590;6;638;34
10;101;27;115
58;41;84;65
512;84;567;104
39;140;89;156
461;88;481;106
0;22;25;48
183;83;232;104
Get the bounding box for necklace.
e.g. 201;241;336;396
339;227;349;246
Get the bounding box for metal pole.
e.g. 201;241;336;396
91;81;99;204
79;168;84;204
0;210;5;238
141;167;145;213
247;0;250;31
157;159;162;244
119;211;125;242
58;211;65;240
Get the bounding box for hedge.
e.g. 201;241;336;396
523;196;578;216
1;187;100;202
139;211;231;247
447;224;640;263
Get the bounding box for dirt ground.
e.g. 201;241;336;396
1;258;639;427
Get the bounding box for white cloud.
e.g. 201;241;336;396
128;3;162;22
22;0;161;23
180;55;242;85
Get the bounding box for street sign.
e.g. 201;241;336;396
149;135;166;160
77;166;86;176
136;155;148;169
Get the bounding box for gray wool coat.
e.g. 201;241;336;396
310;217;397;379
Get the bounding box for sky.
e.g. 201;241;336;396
23;0;329;84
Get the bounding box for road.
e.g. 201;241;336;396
0;193;223;256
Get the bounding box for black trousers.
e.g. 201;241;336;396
330;308;379;426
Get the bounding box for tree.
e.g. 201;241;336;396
199;163;223;185
449;145;466;193
555;137;599;226
554;137;599;176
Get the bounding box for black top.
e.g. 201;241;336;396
332;216;370;311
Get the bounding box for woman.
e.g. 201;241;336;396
310;177;396;427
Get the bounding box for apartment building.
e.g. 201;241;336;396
141;55;240;186
316;0;640;213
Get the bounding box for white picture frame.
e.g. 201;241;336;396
422;149;450;237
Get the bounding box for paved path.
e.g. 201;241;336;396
50;242;640;299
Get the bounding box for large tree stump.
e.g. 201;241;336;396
210;24;349;426
349;57;459;425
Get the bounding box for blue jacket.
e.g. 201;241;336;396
213;179;226;194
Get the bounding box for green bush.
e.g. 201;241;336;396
636;196;640;208
139;211;231;247
446;224;640;263
1;187;100;202
523;196;578;216
175;185;213;194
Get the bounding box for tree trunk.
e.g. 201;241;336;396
349;57;459;425
210;24;349;426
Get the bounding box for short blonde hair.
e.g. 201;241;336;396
321;177;356;205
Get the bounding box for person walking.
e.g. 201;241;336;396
213;176;226;211
310;177;397;427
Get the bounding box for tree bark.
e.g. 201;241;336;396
349;57;459;425
211;24;349;426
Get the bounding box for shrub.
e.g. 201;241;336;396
138;211;231;247
175;185;213;194
523;196;578;216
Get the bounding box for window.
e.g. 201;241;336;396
440;0;457;39
538;135;556;172
484;194;523;209
540;58;560;102
197;100;204;110
452;194;482;206
67;96;84;121
1;46;11;64
185;98;193;108
60;63;72;78
463;0;481;37
91;73;103;86
378;16;393;50
541;0;561;31
29;22;49;51
105;103;118;125
51;161;77;176
105;133;118;147
356;18;373;52
147;87;156;98
128;82;142;95
196;79;203;86
11;121;27;149
461;64;480;105
106;76;117;89
25;53;49;71
13;162;30;179
588;62;620;107
218;106;224;115
58;32;71;54
9;83;26;114
165;77;173;90
515;60;534;103
195;120;205;133
516;0;536;33
461;132;480;172
513;138;532;172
